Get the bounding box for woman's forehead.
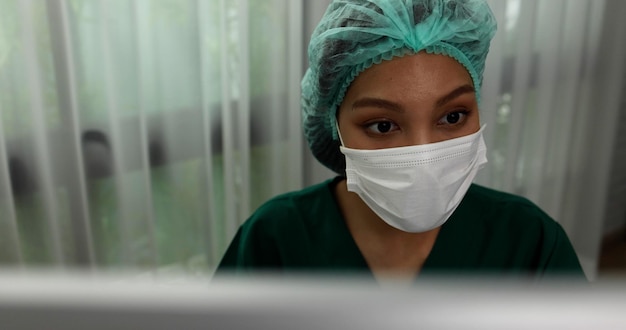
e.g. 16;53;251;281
343;53;475;105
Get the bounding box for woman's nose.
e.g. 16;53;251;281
407;130;438;146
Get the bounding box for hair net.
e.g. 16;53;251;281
301;0;497;174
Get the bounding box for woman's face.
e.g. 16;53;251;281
337;52;480;150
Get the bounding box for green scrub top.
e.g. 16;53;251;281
217;177;585;280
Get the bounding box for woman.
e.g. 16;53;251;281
218;0;585;281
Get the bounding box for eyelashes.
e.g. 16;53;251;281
362;109;471;137
437;110;470;125
364;120;399;134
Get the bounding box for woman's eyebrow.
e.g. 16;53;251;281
351;97;404;113
435;84;475;108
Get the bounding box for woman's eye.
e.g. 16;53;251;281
365;120;398;134
438;111;468;125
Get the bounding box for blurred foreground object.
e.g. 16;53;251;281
0;271;624;329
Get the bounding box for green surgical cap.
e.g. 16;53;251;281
301;0;497;174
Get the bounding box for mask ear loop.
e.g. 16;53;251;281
336;122;346;147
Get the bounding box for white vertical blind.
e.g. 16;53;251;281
196;0;219;266
95;0;133;266
218;0;237;242
0;102;22;265
0;0;304;273
236;0;251;227
543;0;589;221
47;0;96;267
477;0;506;186
476;0;626;280
288;0;305;191
524;0;563;204
18;0;65;266
133;0;160;267
567;0;626;279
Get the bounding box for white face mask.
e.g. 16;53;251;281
339;126;488;233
